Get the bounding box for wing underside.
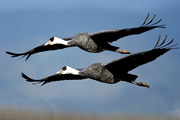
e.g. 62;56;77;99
6;44;68;60
22;72;86;86
90;14;165;43
105;35;177;73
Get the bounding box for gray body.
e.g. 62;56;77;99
81;63;115;83
69;33;111;53
81;63;136;84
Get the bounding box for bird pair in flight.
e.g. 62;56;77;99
6;14;178;88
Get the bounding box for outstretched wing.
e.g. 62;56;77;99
6;44;68;61
22;72;87;86
105;35;178;73
90;14;165;43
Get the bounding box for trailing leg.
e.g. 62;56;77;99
105;43;131;54
131;81;150;88
115;49;131;54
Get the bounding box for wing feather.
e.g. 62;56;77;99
6;44;68;60
90;14;165;43
105;36;176;73
22;72;86;86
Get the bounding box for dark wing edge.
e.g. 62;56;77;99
105;35;178;72
6;44;68;61
22;72;86;86
141;13;165;28
90;13;165;43
153;35;178;49
21;73;43;84
6;51;30;60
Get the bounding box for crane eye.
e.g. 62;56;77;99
62;66;67;71
49;37;54;42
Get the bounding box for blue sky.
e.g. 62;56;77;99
0;0;180;116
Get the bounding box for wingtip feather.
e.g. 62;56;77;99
153;35;178;49
6;51;29;60
142;13;150;25
21;72;45;86
21;72;32;82
141;13;165;28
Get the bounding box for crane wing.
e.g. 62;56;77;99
6;43;68;61
22;72;86;86
105;36;177;73
90;14;165;43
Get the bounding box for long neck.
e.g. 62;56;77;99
52;39;70;46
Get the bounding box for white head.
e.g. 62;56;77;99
44;37;69;46
56;66;80;75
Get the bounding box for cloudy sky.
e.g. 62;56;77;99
0;0;180;116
